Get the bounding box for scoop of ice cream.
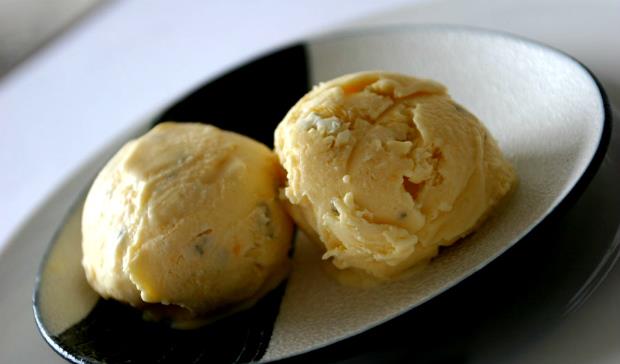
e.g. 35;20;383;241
275;71;516;280
82;122;293;316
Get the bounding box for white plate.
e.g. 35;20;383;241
6;26;612;363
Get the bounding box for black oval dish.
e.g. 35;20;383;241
34;26;613;364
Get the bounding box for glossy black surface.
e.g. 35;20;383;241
155;44;310;147
54;283;288;364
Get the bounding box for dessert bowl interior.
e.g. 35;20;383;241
33;25;609;363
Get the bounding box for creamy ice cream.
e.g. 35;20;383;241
275;71;516;281
82;122;293;317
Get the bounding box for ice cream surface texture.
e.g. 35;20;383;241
82;122;293;316
275;71;516;280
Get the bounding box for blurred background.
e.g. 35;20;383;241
0;0;100;75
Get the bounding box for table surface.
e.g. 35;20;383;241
1;0;619;362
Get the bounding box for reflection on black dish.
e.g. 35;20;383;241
54;282;287;364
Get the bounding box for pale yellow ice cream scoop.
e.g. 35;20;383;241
82;122;293;316
275;71;516;281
